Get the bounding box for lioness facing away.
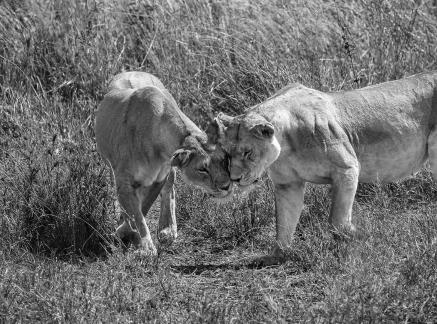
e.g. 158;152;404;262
209;70;437;259
95;71;232;255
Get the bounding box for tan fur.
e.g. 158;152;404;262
210;71;437;256
95;71;232;255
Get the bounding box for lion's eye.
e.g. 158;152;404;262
243;150;252;159
198;167;209;174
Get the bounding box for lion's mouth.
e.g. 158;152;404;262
208;184;235;200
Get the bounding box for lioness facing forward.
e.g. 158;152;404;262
209;70;437;258
95;72;232;255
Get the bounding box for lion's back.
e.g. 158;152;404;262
108;71;166;92
95;88;132;164
259;71;437;183
95;82;171;168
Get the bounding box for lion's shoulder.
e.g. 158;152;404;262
266;83;306;101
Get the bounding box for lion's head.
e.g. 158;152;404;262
207;112;281;189
170;134;233;199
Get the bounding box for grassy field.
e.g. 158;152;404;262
1;0;437;322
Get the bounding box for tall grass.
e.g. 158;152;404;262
1;0;437;257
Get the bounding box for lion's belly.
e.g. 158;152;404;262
356;134;428;183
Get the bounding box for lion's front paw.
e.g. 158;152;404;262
158;227;177;247
346;223;357;234
135;237;157;256
331;223;359;241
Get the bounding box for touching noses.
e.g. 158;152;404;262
227;157;243;182
230;166;243;182
219;182;231;191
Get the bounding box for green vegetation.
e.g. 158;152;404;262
1;0;436;322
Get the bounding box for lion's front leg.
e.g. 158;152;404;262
272;181;306;256
329;166;359;234
157;168;177;247
116;174;158;255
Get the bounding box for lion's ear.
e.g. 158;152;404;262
170;149;192;167
250;123;275;139
206;113;234;144
216;112;234;127
206;118;221;145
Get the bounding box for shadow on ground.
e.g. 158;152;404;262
170;255;311;274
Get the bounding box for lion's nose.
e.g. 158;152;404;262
219;182;231;191
230;176;241;182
